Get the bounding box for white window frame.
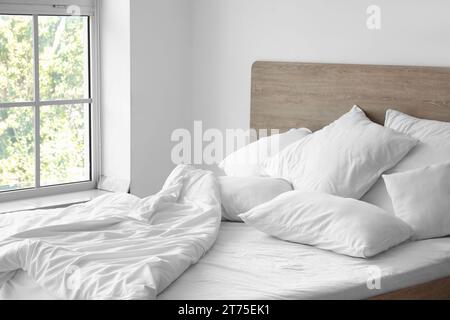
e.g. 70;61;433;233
0;2;101;202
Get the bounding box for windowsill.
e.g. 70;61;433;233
0;189;111;214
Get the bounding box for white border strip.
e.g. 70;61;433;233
0;3;95;16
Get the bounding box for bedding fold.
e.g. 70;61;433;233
0;165;221;300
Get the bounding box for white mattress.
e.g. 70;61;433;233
159;223;450;300
2;222;450;300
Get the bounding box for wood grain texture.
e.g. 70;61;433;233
251;61;450;132
370;277;450;300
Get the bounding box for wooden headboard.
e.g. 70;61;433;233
251;61;450;132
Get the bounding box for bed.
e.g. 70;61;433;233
2;222;450;300
165;223;450;300
2;62;450;300
248;61;450;299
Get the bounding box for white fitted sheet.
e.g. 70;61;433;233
2;222;450;300
159;223;450;300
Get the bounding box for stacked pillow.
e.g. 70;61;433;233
362;110;450;214
262;106;417;199
219;176;292;222
219;128;311;177
219;106;450;257
384;162;450;240
377;110;450;240
218;128;309;222
240;191;412;258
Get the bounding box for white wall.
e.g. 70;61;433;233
130;0;192;196
99;0;131;183
100;0;450;195
192;0;450;131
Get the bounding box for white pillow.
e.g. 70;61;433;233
219;176;292;222
362;110;450;213
219;128;311;177
384;162;450;240
263;106;418;199
240;191;412;258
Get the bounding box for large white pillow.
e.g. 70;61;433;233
362;110;450;213
384;162;450;240
219;128;311;177
240;191;412;258
219;176;292;222
263;106;417;199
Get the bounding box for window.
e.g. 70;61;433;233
0;10;97;199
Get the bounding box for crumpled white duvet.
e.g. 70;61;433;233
0;165;221;300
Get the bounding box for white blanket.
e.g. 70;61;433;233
0;165;221;300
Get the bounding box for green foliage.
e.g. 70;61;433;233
0;15;33;103
0;107;34;190
0;15;90;191
39;16;89;100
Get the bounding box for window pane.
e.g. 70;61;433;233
40;104;90;186
0;15;34;103
39;16;89;101
0;107;35;191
